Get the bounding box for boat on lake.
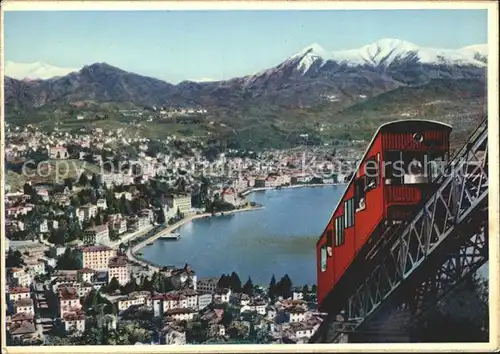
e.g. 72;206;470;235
158;232;181;240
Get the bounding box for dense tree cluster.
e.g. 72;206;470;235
6;249;25;268
218;272;242;292
268;274;293;299
56;247;81;270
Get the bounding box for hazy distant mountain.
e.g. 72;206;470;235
4;38;487;109
5;62;175;108
5;61;81;80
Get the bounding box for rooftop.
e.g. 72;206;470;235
108;256;128;268
288;307;307;314
59;287;80;300
85;224;108;233
9;287;31;294
80;245;114;253
63;311;85;321
15;298;34;307
8;312;34;322
77;267;96;274
9;321;36;335
165;307;195;315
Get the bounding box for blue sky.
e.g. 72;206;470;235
5;10;488;83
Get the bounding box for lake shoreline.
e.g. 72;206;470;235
129;205;265;263
240;183;346;196
133;185;343;281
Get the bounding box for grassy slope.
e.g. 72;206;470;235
6;159;102;190
5;78;486;151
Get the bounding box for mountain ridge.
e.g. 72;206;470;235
5;38;487;82
4;38;488;110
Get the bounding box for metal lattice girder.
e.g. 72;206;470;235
410;225;488;321
346;118;488;331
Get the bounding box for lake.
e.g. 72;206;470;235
139;185;345;287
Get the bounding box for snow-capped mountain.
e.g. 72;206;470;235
287;38;487;74
4;38;488;109
4;61;80;80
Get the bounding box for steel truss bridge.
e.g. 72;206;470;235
311;117;489;343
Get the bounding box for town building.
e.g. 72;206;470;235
197;277;219;293
163;293;188;312
108;256;129;285
13;298;35;315
221;187;240;206
8;287;31;302
77;268;95;283
241;300;267;315
164;308;196;321
83;224;110;245
180;289;198;309
48;146;69;159
58;287;82;317
292;288;304;301
24;259;46;276
8;268;32;288
63;311;86;333
197;293;213;311
77;245;117;271
285;307;308;323
167;194;193;216
76;205;98;222
213;288;231;303
117;291;151;311
96;199;108;210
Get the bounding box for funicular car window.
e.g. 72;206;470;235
355;177;366;211
427;151;447;181
344;199;355;228
365;157;379;191
320;246;327;272
402;151;427;184
384;150;403;185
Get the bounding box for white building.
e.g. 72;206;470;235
181;289;198;309
164;308;195;321
8;287;31;303
213;288;231;303
292;290;304;301
198;293;213;311
287;308;308;323
13;298;34;315
63;311;86;333
168;194;193;216
77;268;95;283
76;205;98;222
96;199;107;210
117;291;151;311
108;256;129;285
9;268;32;288
83;224;110;246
